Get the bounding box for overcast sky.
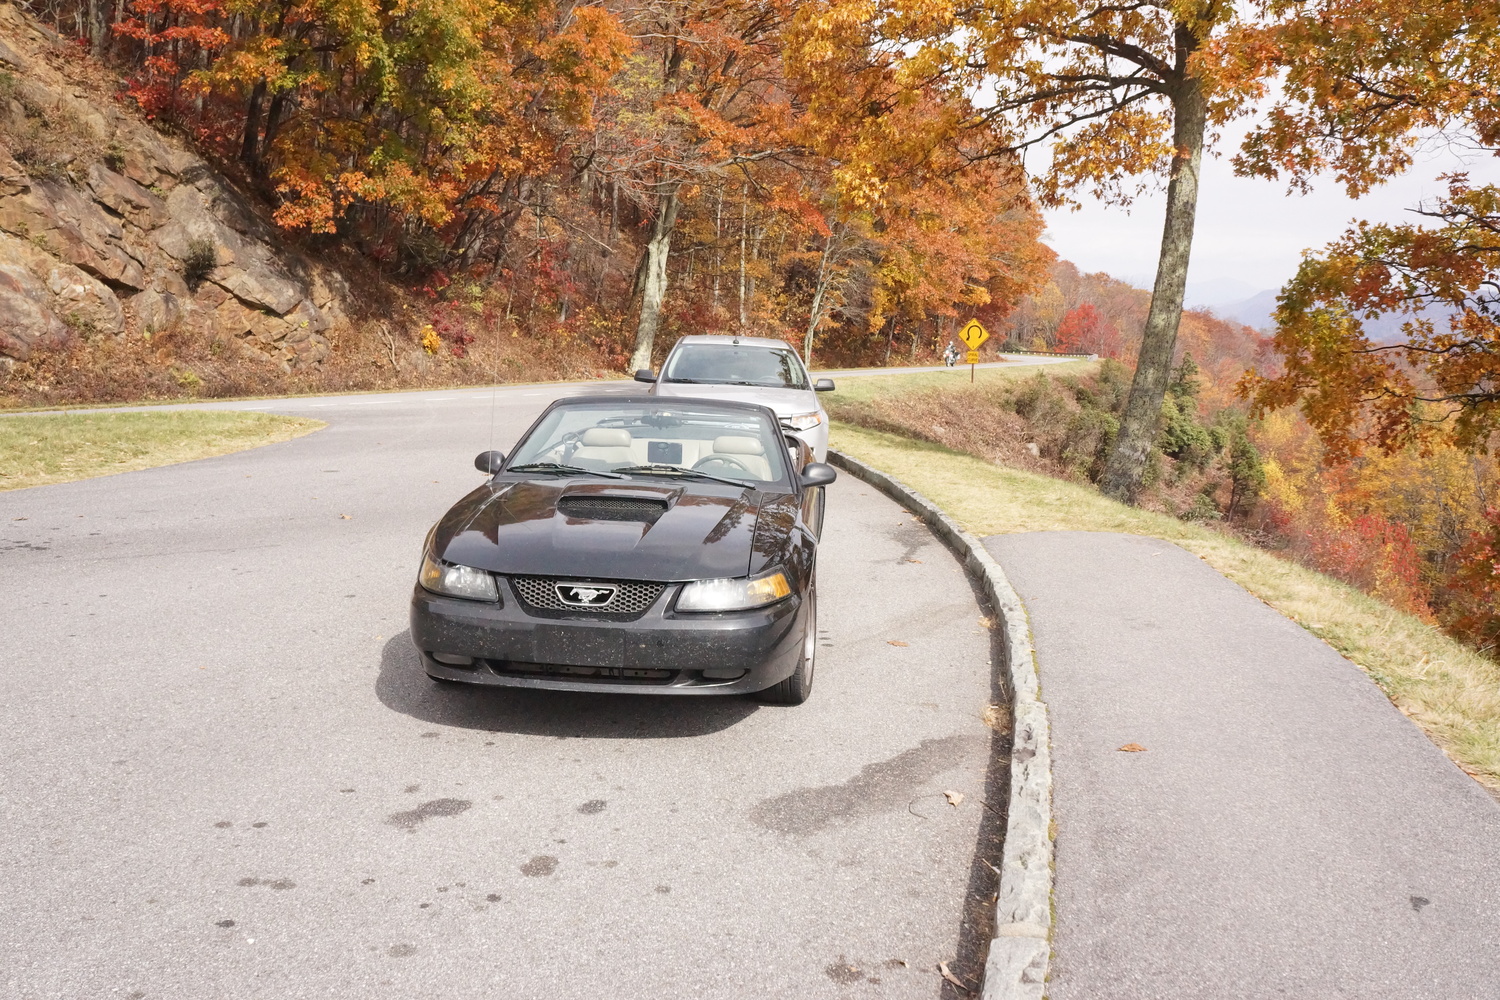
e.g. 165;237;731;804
1037;133;1500;307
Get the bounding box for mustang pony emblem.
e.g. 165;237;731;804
557;583;617;607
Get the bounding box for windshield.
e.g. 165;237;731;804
507;402;789;485
661;344;810;390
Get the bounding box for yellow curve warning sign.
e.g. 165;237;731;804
959;319;990;350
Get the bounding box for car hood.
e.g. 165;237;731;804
432;479;796;582
651;382;818;417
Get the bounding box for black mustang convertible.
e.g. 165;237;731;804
410;396;836;704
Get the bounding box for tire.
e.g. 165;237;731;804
757;588;816;705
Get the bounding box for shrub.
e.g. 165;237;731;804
182;239;218;291
1013;371;1068;424
1061;406;1118;481
1158;394;1216;472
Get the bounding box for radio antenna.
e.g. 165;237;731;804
488;313;501;459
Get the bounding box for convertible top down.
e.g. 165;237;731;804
409;396;835;703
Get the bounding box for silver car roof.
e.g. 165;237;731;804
668;334;797;351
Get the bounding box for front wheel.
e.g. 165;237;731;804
757;588;816;705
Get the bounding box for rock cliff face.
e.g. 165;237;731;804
0;5;350;371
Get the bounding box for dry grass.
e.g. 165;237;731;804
0;411;323;490
823;361;1096;407
832;423;1500;795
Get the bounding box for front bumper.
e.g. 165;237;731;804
410;580;806;695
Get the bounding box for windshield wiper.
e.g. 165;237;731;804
508;462;623;479
610;464;749;488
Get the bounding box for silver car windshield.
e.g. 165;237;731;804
661;345;810;390
508;403;789;485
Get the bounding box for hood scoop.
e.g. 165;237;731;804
557;494;669;524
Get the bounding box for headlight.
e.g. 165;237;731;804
677;569;792;612
419;552;499;602
782;411;824;431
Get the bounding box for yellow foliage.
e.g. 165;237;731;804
420;325;441;354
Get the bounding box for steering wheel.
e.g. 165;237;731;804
693;454;751;475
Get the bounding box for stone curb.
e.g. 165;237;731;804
828;450;1053;1000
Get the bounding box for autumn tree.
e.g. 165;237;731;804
798;0;1482;501
1247;177;1500;460
1054;303;1122;358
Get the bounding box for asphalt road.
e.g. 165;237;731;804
0;383;1002;999
987;531;1500;1000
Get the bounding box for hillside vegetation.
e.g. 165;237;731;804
0;0;1065;411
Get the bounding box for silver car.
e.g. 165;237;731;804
635;335;834;461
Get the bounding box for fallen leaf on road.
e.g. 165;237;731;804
888;959;908;968
887;640;909;647
977;616;993;629
1118;743;1148;752
340;514;353;519
938;961;972;992
906;558;922;564
12;516;27;521
943;790;964;807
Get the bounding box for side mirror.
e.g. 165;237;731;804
474;450;506;474
634;369;657;383
799;463;837;489
813;378;835;392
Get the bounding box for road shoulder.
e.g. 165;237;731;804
988;530;1500;1000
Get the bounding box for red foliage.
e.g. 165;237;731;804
1442;508;1500;655
1053;303;1123;358
1298;513;1432;619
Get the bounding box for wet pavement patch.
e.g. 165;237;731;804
386;797;472;829
749;735;986;836
237;877;296;890
520;855;558;877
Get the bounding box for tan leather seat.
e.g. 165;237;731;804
572;427;635;469
705;435;772;480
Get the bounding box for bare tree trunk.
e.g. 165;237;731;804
240;80;267;166
712;184;722;311
737;184;748;327
88;0;104;56
628;186;681;372
1098;54;1207;502
803;229;837;367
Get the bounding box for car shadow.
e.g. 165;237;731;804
376;632;760;738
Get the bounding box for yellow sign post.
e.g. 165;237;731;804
959;319;989;380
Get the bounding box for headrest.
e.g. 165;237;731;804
581;427;632;447
713;435;765;455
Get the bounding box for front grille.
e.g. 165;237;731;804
510;577;666;618
557;496;668;523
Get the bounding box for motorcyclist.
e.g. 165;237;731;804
943;341;959;367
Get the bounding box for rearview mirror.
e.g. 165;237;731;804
813;378;835;392
474;450;506;474
799;463;836;489
634;369;657;383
